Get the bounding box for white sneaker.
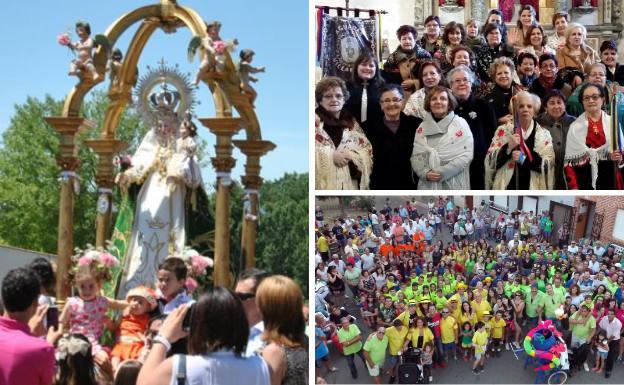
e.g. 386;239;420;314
429;377;433;382
584;362;589;372
505;343;509;351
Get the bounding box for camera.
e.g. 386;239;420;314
182;303;196;332
46;306;59;330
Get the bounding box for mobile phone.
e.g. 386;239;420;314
182;303;195;332
46;306;59;330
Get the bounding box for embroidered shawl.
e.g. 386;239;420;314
411;112;474;190
485;120;555;190
315;120;373;190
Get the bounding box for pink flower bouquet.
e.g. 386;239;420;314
57;33;71;46
213;40;227;54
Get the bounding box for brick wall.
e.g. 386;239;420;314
572;196;624;245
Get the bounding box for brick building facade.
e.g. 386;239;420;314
571;196;624;246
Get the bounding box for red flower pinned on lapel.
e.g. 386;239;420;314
497;129;505;137
455;130;464;138
316;133;325;143
508;162;515;169
417;127;423;134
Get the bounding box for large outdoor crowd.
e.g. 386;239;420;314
0;257;308;385
315;6;624;191
314;197;624;384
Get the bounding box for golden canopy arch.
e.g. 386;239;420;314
46;0;275;305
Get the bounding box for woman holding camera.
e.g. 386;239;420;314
136;287;270;385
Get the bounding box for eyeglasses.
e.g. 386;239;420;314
452;78;470;84
381;97;403;104
322;93;344;100
236;291;256;301
582;95;602;101
541;64;557;69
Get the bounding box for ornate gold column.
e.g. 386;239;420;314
85;139;129;247
44;117;95;307
199;118;242;287
232;140;276;270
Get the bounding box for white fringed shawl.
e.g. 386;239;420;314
411;111;473;190
564;112;614;190
485;120;555;190
315;120;373;190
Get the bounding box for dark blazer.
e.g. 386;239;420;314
367;113;422;189
344;80;383;132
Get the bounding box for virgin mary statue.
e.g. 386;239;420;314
108;69;213;299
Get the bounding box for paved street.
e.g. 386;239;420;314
316;197;624;384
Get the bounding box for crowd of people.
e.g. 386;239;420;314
315;6;624;190
0;256;308;385
314;197;624;383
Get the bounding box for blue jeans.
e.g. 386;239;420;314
345;349;367;378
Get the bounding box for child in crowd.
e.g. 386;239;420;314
421;342;434;383
461;321;474;361
472;322;488;374
592;330;609;373
157;257;194;314
56;333;101;385
489;310;506;357
111;286;158;370
60;252;129;368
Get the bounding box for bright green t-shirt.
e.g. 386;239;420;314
569;312;596;341
338;324;363;355
465;260;476;275
525;291;544;318
542;292;565;319
363;334;389;365
433;295;448;310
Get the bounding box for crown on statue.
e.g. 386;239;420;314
149;83;181;113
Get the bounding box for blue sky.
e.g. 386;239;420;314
0;0;308;182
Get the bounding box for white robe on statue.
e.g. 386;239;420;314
117;128;187;298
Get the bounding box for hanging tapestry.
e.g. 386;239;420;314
319;13;377;80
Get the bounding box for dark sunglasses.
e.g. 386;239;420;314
236;292;256;301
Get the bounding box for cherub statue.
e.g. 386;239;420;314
108;48;123;83
58;21;111;82
188;21;239;86
238;49;265;106
68;21;100;81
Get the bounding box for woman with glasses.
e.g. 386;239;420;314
368;84;421;189
564;83;623;190
537;89;575;190
448;66;497;190
485;91;555;190
404;61;444;119
315;76;373;189
420;15;444;59
566;63;616;117
528;53;572;100
411;85;474;190
474;23;516;84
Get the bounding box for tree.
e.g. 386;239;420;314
0;91;147;253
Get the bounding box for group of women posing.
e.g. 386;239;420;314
315;6;624;191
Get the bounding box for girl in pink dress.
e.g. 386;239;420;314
60;250;128;368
